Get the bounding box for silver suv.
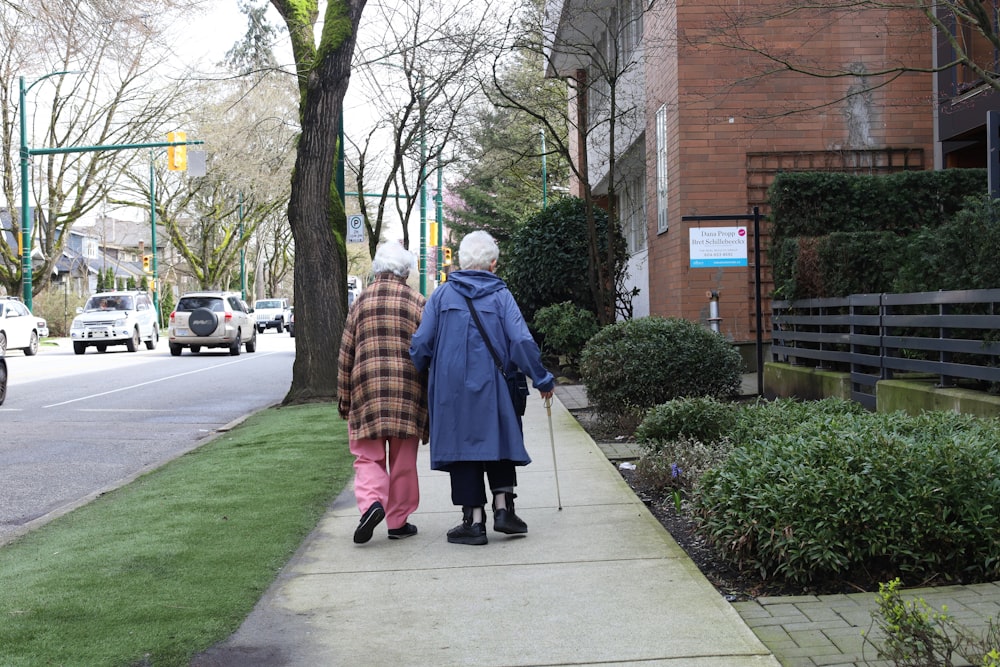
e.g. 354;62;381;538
70;291;159;355
168;292;256;356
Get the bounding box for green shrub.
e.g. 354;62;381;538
502;196;627;324
894;195;1000;293
636;397;738;447
532;301;599;363
728;396;865;445
634;435;733;496
865;578;1000;667
579;317;743;425
695;407;1000;585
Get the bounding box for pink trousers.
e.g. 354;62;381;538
349;434;420;530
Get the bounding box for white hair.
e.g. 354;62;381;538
372;242;417;277
458;231;499;270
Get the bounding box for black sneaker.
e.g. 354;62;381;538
493;508;528;534
353;501;385;544
388;523;418;539
447;521;488;545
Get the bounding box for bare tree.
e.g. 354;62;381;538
485;0;646;324
0;0;196;298
115;72;297;296
348;0;502;267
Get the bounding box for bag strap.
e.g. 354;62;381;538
463;295;505;375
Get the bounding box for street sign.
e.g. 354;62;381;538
689;227;748;268
347;214;365;244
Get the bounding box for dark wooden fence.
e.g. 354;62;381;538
771;289;1000;409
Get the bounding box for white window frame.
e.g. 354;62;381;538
655;104;669;233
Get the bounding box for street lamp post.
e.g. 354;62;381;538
149;150;162;321
19;71;78;310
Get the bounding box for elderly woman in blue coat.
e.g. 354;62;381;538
410;230;554;546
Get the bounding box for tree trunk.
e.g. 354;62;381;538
279;0;368;403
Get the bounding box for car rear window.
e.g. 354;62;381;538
177;297;224;312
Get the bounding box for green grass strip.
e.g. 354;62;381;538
0;403;353;667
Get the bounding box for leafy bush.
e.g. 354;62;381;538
695;407;1000;586
865;578;1000;667
502;196;627;324
768;170;987;299
579;317;743;424
634;435;733;496
728;396;865;445
894;195;1000;293
636;397;738;447
532;301;599;363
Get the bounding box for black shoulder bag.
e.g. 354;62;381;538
463;296;529;416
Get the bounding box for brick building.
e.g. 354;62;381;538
544;0;938;363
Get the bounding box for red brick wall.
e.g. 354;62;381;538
643;0;934;343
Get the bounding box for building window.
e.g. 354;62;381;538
655;104;668;233
957;14;998;91
622;173;647;254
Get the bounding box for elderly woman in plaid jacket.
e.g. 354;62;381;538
337;241;428;544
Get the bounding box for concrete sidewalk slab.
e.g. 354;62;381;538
192;393;779;667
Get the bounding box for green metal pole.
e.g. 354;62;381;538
18;70;84;309
149;150;160;321
19;76;32;309
239;192;246;300
436;159;443;284
540;128;548;210
419;80;427;296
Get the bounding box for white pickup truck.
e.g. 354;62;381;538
253;298;292;334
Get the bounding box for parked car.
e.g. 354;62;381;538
253;297;292;333
0;296;45;356
288;307;295;338
0;356;6;405
70;291;159;355
169;292;256;356
347;275;362;307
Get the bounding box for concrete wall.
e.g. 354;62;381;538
764;362;1000;417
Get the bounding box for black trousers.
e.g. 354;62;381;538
447;460;517;507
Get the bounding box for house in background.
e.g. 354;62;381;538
52;216;149;295
544;0;938;365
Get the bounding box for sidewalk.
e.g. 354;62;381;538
192;386;780;666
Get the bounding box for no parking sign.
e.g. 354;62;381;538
347;214;365;244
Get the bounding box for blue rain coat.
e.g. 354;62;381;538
410;270;555;471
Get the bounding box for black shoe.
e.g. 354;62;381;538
447;506;487;545
388;523;418;540
493;492;528;534
353;501;385;544
494;508;528;534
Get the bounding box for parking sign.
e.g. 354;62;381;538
347;214;365;244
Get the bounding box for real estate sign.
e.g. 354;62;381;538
689;227;748;268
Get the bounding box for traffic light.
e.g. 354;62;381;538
438;270;447;283
142;255;152;273
167;131;187;171
443;247;452;265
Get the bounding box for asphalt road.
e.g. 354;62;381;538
0;331;297;545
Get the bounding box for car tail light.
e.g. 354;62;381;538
169;312;176;322
224;312;233;321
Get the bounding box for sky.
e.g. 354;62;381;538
168;2;435;259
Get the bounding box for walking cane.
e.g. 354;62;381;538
544;396;563;510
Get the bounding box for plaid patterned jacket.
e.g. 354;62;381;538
337;274;429;442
